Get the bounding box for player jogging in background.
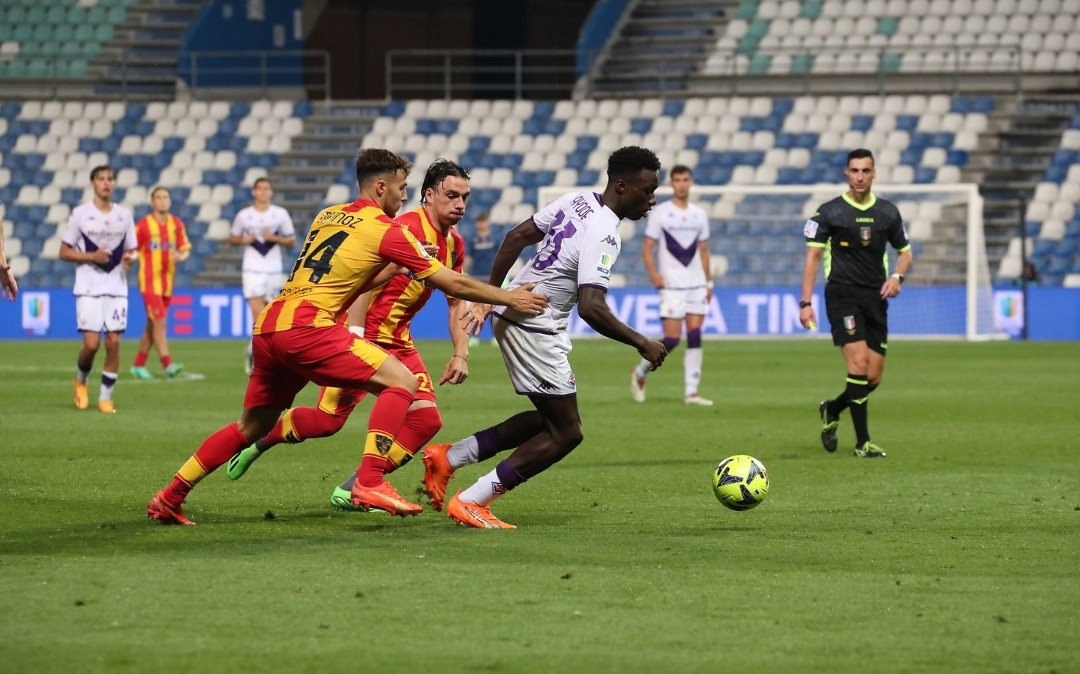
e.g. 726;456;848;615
799;148;912;458
421;146;668;529
131;186;190;379
146;149;547;525
225;159;475;512
630;164;713;406
59;165;137;414
229;178;296;374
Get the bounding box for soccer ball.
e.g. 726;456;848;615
712;455;770;511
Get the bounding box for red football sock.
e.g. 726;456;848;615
134;351;148;367
384;406;442;475
161;354;173;368
164;423;249;506
356;386;413;487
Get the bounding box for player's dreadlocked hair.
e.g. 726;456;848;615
607;146;661;180
420;158;471;205
355;148;412;187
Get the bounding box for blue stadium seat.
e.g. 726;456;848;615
532;101;555;119
895;115;919;132
913;167;936;184
293;100;314;118
661;100;684;117
850;115;874;131
381;100;404;118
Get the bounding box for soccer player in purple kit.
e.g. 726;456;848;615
421;146;669;529
59;165;138;414
629;164;714;406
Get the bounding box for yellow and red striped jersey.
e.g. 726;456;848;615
135;212;190;296
254;198;443;335
364;207;466;348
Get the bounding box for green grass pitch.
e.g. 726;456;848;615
1;338;1077;673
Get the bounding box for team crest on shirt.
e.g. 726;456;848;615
860;226;872;245
803;219;818;237
843;315;857;334
596;253;612;274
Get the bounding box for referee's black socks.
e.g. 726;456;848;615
845;374;870;447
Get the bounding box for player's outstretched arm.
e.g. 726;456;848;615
427;267;547;315
578;286;666;370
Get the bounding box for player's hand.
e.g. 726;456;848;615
242;232;256;244
640;338;667;371
177;250;191;263
121;250;138;271
650;273;665;289
881;277;901;299
0;266;17;301
799;306;818;330
505;282;548;316
439;355;469;385
422;242;439;256
462;302;492;335
90;249;112;265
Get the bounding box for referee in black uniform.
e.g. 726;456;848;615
799;149;913;458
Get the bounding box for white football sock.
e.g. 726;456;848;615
459;467;503;506
446;436;479;469
684;348;703;397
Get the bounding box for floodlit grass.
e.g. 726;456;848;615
1;338;1078;673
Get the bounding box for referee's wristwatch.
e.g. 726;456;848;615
891;273;905;284
798;300;812;309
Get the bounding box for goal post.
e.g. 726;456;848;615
537;182;1002;341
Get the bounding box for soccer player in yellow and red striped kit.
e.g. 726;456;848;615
146;149;547;525
131;186;190;379
224;160;474;511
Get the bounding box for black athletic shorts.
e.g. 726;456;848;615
824;282;888;355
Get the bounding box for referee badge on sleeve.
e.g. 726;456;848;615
803;219;818;237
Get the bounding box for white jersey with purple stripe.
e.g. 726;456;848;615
62;201;136;297
496;191;621;333
230;204;295;274
643;199;710;289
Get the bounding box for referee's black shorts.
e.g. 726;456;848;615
824;282;889;355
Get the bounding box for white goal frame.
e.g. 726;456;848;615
539;182;996;341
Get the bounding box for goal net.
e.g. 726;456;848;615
538;182;1001;340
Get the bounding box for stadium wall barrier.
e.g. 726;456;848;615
3;287;1078;341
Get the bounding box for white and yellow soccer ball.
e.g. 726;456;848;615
712;455;770;511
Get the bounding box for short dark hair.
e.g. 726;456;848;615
355;148;412;187
607;146;661;180
669;164;692;178
150;186;170;199
253;177;271;189
847;148;875;166
420;158;470;205
90;165;113;181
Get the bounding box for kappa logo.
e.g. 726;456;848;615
601;235;618;246
537;380;556;391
